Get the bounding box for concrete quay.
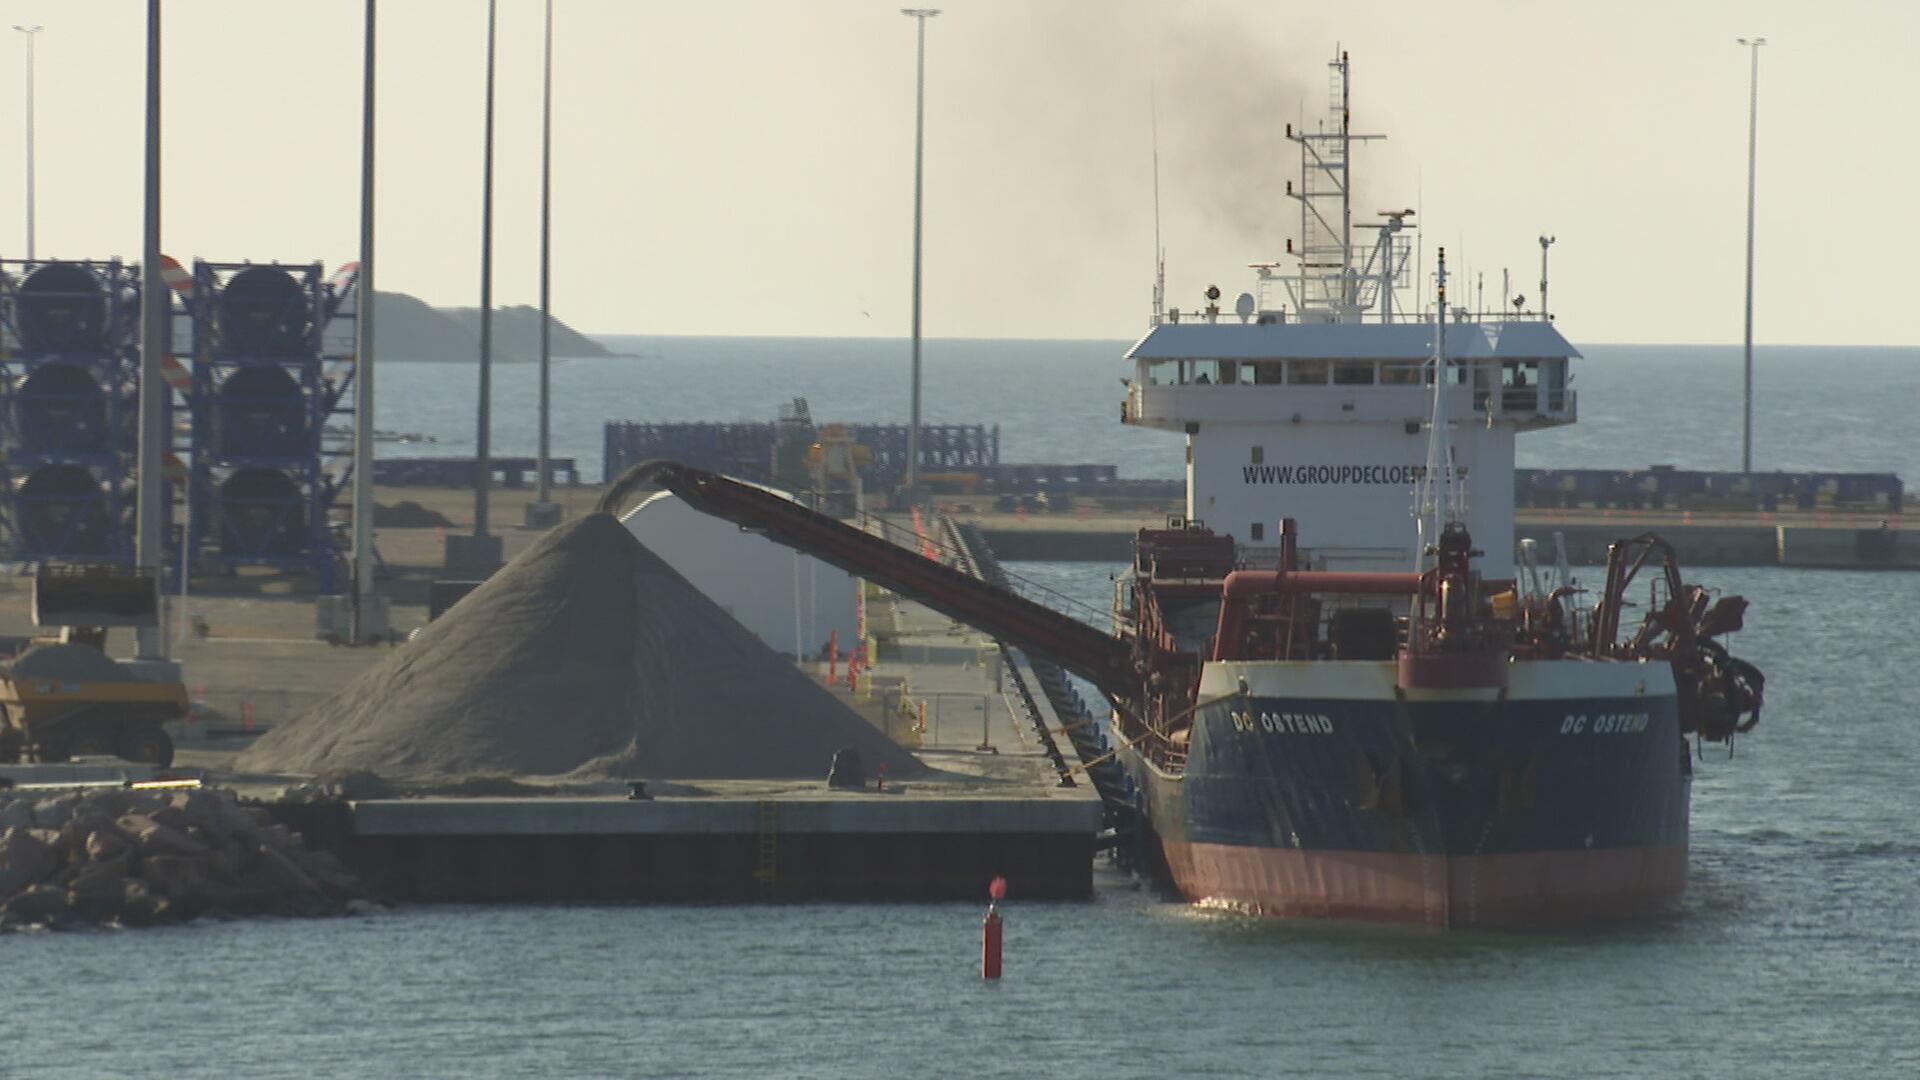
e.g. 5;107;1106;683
278;792;1097;904
261;589;1102;905
960;509;1918;569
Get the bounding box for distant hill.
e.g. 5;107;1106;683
370;291;616;362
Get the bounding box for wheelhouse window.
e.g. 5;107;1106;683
1333;361;1375;386
1501;360;1542;412
1290;359;1329;384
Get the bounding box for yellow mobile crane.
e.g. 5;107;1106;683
0;567;186;766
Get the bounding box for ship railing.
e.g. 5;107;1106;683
1149;306;1558;328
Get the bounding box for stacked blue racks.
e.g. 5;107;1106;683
183;261;358;590
0;259;149;564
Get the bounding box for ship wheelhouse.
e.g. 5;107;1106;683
1122;320;1579;578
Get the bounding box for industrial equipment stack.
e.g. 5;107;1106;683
182;261;358;590
0;259;153;563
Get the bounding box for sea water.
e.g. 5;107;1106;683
4;340;1915;1078
373;338;1920;486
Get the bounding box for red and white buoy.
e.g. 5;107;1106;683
982;875;1008;980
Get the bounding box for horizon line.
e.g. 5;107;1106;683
577;330;1920;351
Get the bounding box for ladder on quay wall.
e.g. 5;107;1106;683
753;800;778;898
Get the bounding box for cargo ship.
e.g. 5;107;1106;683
607;51;1763;930
1105;50;1763;926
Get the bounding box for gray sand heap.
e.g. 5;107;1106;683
236;513;923;781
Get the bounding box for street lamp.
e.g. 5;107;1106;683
135;1;163;659
13;25;41;260
350;0;379;643
531;0;558;524
1737;36;1765;475
475;0;497;541
901;8;939;501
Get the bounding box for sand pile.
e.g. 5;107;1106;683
236;513;922;781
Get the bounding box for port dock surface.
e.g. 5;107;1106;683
258;582;1102;903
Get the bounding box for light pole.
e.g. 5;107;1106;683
530;0;557;524
135;1;164;660
350;0;378;642
475;0;497;541
901;8;938;501
1737;36;1765;475
13;25;40;260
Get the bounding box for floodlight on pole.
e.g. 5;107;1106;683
535;0;554;511
1737;36;1765;475
13;25;41;261
474;0;497;539
901;8;939;501
135;1;164;660
350;0;378;642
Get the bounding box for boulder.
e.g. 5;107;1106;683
146;804;192;833
247;844;319;896
290;847;365;900
311;769;395;801
0;798;33;830
169;790;241;832
31;797;76;830
0;826;61;896
84;827;131;863
118;814;212;859
67;860;130;919
115;879;173;927
140;854;245;913
2;883;70;922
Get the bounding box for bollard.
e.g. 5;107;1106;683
875;763;887;793
982;875;1008;980
241;701;255;731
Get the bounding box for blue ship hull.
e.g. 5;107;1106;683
1120;660;1692;928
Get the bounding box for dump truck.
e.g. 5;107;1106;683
0;566;186;767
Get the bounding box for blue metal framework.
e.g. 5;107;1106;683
184;260;357;589
0;258;145;564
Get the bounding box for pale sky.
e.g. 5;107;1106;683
1;0;1913;345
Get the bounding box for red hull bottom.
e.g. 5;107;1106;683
1162;840;1688;930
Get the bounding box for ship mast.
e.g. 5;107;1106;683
1150;89;1166;325
1414;247;1461;571
1284;49;1384;323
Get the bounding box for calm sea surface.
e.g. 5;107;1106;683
6;339;1917;1078
375;337;1920;485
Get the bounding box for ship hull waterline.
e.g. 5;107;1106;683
1118;658;1693;930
